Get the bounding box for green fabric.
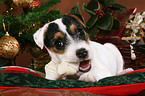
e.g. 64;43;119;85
0;72;145;88
0;66;45;78
0;68;6;71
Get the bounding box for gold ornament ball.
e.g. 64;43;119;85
13;0;33;7
0;32;20;59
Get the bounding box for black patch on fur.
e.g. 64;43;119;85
54;37;66;51
44;23;59;48
62;14;86;41
62;15;74;36
44;23;67;52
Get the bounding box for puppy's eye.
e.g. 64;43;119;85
54;39;64;50
77;28;85;37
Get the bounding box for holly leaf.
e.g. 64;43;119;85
111;4;127;10
86;14;99;28
86;0;100;11
98;0;118;7
82;3;96;15
85;25;99;40
70;2;81;14
96;13;113;30
112;18;120;30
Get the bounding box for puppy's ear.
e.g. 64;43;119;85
33;23;48;49
64;13;86;28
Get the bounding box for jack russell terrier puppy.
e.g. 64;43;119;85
33;13;133;82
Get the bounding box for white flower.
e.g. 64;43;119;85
140;22;145;29
142;11;145;17
126;23;132;28
133;13;143;25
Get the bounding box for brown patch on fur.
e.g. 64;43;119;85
49;47;64;54
86;39;90;44
65;14;86;28
54;32;64;39
47;32;65;54
70;24;77;34
84;32;90;44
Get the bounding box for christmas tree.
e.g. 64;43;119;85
0;0;61;68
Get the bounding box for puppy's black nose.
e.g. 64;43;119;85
76;48;88;59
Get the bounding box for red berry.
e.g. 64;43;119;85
95;10;101;14
99;16;102;18
97;10;100;13
102;6;106;10
99;13;103;16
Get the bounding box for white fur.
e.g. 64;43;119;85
33;23;49;49
33;18;133;82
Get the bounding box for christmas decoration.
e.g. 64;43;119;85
12;0;33;8
12;0;34;13
126;11;145;60
0;32;19;59
30;0;40;9
70;0;127;39
95;10;103;18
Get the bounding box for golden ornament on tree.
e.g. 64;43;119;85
0;32;20;59
12;0;33;8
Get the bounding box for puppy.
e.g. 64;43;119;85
33;13;133;82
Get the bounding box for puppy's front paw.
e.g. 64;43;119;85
79;72;98;82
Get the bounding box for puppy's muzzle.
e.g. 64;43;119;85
76;48;88;59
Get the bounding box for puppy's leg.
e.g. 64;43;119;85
117;68;134;75
45;61;60;80
104;43;124;74
104;43;134;74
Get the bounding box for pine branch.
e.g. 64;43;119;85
20;0;61;24
0;0;4;5
0;0;61;44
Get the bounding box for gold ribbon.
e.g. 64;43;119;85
2;19;10;32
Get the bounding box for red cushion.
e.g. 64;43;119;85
0;66;145;96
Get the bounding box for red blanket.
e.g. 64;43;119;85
0;66;145;95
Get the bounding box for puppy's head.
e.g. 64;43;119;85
33;13;91;72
